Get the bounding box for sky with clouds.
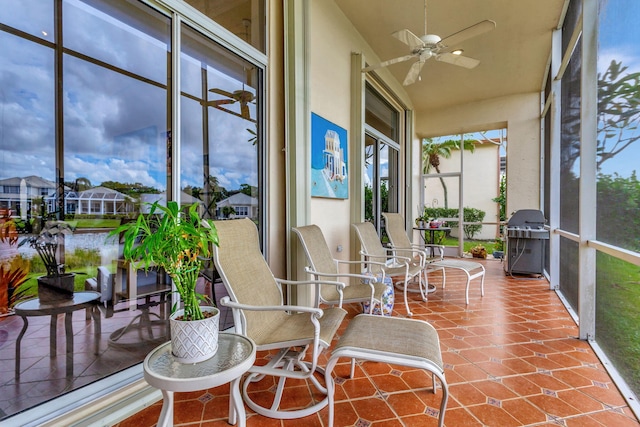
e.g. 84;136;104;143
597;0;640;177
0;0;257;195
1;0;638;200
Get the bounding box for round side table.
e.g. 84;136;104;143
14;291;101;380
143;333;256;427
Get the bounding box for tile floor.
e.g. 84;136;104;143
0;278;233;419
116;259;640;427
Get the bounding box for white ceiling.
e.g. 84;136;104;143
334;0;567;112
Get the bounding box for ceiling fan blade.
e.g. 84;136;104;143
403;60;426;86
241;103;250;120
209;88;235;98
438;20;496;49
362;54;416;72
392;29;424;51
436;52;480;69
210;99;236;106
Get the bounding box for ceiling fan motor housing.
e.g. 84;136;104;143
420;33;442;47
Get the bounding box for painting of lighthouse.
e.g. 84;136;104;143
311;113;348;199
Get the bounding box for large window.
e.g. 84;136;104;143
0;0;264;421
595;0;640;401
364;83;400;233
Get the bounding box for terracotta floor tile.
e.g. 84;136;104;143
340;377;378;400
385;391;426;416
526;393;583;418
501;375;543;397
370;373;411;393
589;408;640;426
564;414;607;427
467;402;522;427
472;379;519;401
350;396;396;422
449;383;487;406
439;406;483;426
110;259;640;427
501;397;548;425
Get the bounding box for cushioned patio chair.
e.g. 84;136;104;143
382;212;445;293
212;218;347;420
292;224;389;314
352;221;425;317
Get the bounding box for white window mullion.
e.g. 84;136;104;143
578;0;597;341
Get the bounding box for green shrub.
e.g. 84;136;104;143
422;206;486;239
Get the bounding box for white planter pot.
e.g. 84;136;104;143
169;306;220;363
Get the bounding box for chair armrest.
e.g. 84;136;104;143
276;278;345;307
276;278;345;290
303;266;377;282
388;246;426;265
219;296;324;316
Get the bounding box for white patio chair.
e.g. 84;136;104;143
212;218;347;420
352;221;425;317
292;224;389;314
382;212;445;293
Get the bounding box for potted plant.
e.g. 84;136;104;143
492;237;504;259
111;200;220;363
18;220;76;303
470;244;487;259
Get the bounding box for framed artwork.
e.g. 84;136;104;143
310;113;348;199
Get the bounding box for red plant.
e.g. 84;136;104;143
0;257;30;314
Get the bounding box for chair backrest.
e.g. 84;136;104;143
351;222;386;275
212;218;288;338
292;225;341;303
97;266;113;303
382;212;413;249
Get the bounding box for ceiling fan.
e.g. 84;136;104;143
362;0;496;85
208;88;256;122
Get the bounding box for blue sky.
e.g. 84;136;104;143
0;0;257;194
597;0;640;178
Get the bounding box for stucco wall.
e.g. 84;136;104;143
415;92;541;222
307;0;412;264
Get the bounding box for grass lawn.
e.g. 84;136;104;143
595;252;640;397
73;218;121;229
439;236;500;254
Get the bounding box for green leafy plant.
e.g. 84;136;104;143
110;201;219;321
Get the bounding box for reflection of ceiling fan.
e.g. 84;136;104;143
208;88;256;122
362;0;496;85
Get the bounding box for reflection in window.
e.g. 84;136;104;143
182;0;266;54
0;0;265;421
180;24;261;224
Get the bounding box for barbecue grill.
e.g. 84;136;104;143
504;209;549;276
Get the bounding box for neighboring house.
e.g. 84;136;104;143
61;186;135;215
215;193;257;219
0;176;57;218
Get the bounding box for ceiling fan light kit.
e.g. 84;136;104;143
362;0;496;85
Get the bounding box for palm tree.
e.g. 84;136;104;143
73;177;92;192
421;137;476;209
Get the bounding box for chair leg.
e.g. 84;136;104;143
241;347;331;419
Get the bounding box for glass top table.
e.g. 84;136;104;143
13;291;101;380
143;332;256;427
